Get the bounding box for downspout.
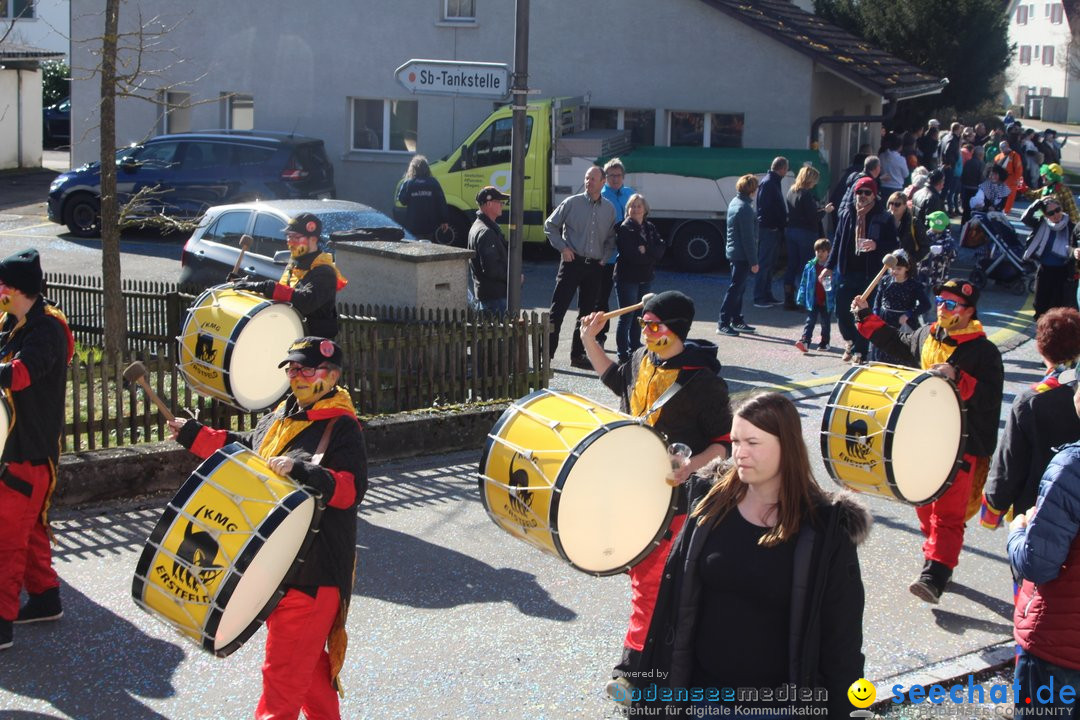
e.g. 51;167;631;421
17;68;24;168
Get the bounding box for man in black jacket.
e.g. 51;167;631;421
468;186;510;314
169;336;367;717
235;213;348;339
939;122;962;215
753;156;788;307
0;249;74;650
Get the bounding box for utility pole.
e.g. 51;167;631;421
507;0;529;315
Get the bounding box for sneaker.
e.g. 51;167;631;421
817;341;829;351
716;324;740;337
569;355;592;370
841;342;854;362
605;676;635;706
794;339;808;353
850;353;865;366
730;320;756;333
15;588;62;624
0;619;11;650
752;299;776;308
909;560;951;604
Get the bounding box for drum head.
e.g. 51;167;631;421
889;374;964;504
230;303;305;411
554;423;675;575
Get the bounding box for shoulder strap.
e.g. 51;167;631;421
311;416;340;466
641;369;706;422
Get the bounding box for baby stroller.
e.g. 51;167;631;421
962;210;1036;295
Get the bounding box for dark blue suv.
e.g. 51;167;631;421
47;130;336;237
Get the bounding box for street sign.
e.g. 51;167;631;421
395;59;511;99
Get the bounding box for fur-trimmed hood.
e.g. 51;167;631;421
690;457;873;546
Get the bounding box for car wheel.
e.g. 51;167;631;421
64;193;101;237
671;221;723;273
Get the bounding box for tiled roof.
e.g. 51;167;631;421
0;42;65;62
701;0;947;100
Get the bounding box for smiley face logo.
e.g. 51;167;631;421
847;678;876;708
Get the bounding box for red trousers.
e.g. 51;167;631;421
0;461;59;621
255;586;341;720
624;513;686;651
915;453;984;570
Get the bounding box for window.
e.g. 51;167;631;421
1020;45;1032;65
224;93;254;130
162;91;192;134
589;107;656;146
1035;45;1041;59
0;0;34;20
1041;86;1053;96
1017;5;1028;24
1046;1;1051;15
1052;4;1063;23
179;142;231;171
203;212;252;250
350;98;418;152
252;213;289;257
457;116;533;169
443;0;475;21
132;141;180;169
1044;45;1055;65
668;111;744;148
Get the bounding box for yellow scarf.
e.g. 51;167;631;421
920;319;986;369
280;252;349;291
629;354;679;426
257;387;357;459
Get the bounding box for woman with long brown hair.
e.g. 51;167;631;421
783;165;833;310
634;393;869;718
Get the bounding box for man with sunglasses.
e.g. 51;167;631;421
852;278;1004;603
1021;196;1077;320
168;336;367;719
578;291;732;704
234;213;348;339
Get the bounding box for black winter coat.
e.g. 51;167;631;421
614;217;666;284
636;473;870;718
468;212;509;302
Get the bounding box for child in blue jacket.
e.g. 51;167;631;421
795;238;837;352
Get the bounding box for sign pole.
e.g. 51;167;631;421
508;0;529;316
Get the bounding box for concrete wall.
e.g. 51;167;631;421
3;0;69;58
0;68;44;170
70;0;846;215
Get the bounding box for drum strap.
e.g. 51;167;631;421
311;417;340;466
640;370;704;423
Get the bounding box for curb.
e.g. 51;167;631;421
871;641;1016;712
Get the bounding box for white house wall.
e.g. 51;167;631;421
3;0;70;58
1005;1;1073;113
0;69;44;170
69;0;877;214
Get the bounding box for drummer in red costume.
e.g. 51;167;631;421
168;337;366;720
0;249;74;650
234;213;348;339
852;278;1003;603
579;290;732;703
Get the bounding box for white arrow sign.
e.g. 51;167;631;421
395;59;511;99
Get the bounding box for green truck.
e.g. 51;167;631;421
398;97;828;272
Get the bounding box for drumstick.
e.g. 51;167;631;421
229;234;254;279
123;361;176;422
859;253;899;302
601;292;656;322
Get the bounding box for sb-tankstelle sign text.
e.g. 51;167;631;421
395;59;511;99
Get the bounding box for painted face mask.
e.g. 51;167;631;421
290;372;330;406
644;332;672;354
286;234;311;259
0;289;12;312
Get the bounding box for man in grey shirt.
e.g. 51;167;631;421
545;165;617;367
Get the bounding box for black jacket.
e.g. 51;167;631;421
912;186;945;251
756;170;787;230
396;176;448;237
827;205;898;278
637;473;869;718
468;212;508;302
614;217;666;284
0;296;73;465
178;388;368;599
241;251;340;338
785;187;824;234
985;376;1080;517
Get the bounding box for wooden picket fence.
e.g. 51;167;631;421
46;274;551;452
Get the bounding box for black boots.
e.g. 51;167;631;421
909;560;951;604
16;587;63;624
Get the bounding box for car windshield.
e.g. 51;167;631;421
321;210;410;240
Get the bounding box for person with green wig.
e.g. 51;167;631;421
1025;163;1078;224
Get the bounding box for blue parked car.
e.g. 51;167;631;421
42;97;70;147
47;130;336;237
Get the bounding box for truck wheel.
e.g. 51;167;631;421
671;221;722;273
64;193;102;238
442;208;471;248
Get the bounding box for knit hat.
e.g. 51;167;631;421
278;336;344;368
927;211;950;232
936;278;980;307
285;213;322;237
853;176;878;195
643;291;694;341
0;248;44;296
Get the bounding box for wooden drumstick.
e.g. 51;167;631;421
859;253;898;302
228;234;254;279
123;361;176;422
601;292;656;322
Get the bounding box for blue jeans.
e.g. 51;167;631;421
614;279;651;360
754;227;783;302
835;271;870;355
783;226;817;288
800;304;831;345
720;261;753;326
477;297;507;315
1016;647;1080;717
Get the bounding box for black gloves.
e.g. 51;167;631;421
233;279;274;297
